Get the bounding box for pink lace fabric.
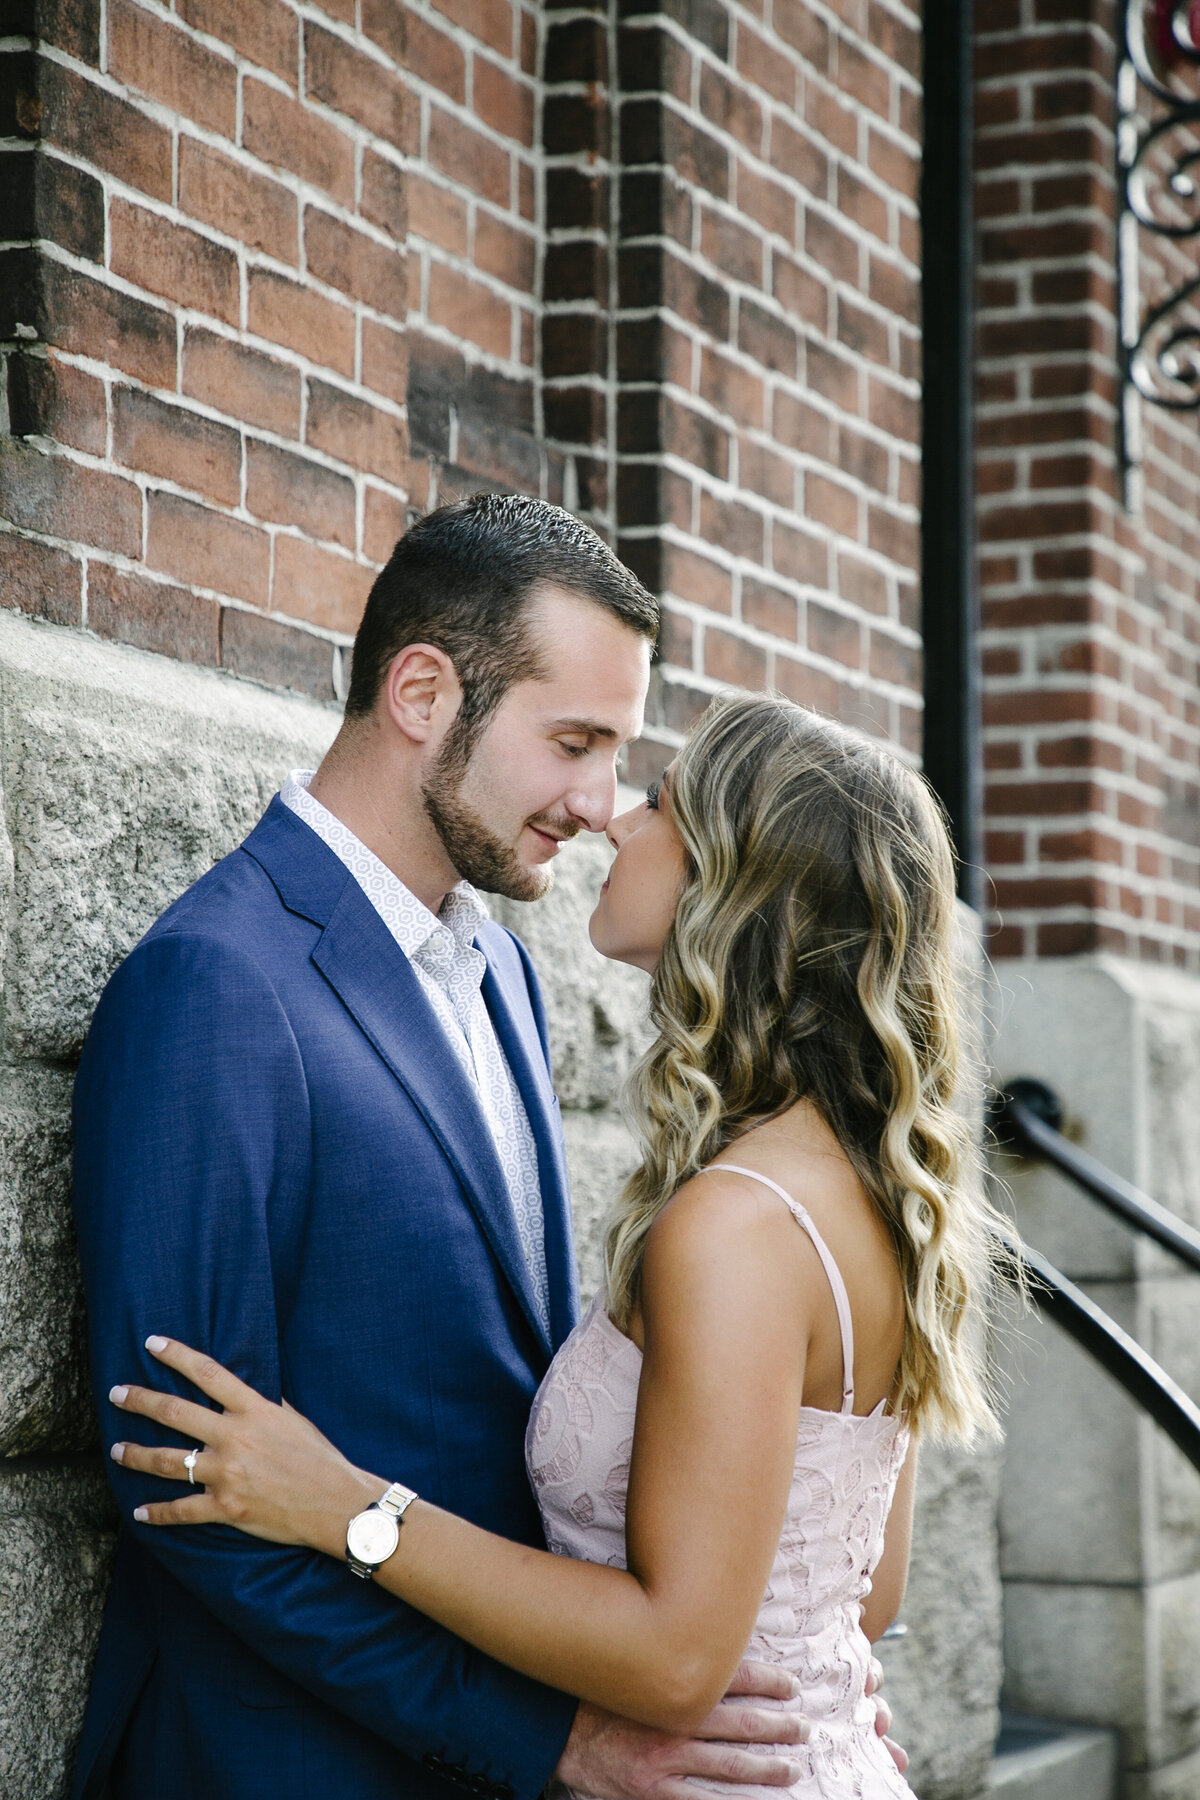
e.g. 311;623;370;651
526;1167;915;1800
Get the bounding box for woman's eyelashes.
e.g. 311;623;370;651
645;781;661;811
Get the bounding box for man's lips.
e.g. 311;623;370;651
529;823;569;853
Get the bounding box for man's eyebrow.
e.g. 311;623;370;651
544;716;622;740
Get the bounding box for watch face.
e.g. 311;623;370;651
347;1508;400;1567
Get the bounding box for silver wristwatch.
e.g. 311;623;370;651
345;1481;419;1579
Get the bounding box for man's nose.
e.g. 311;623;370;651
566;758;618;834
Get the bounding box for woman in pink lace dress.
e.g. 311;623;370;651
115;693;1007;1797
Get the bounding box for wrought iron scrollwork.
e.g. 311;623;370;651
1117;0;1200;504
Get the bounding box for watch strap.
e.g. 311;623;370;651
376;1480;419;1522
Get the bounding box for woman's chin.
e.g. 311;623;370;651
588;914;656;975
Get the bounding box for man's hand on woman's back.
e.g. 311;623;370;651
555;1660;808;1798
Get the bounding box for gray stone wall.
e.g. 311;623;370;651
0;609;1001;1797
992;955;1200;1800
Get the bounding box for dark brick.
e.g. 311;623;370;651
6;351;106;454
619;244;730;336
37;260;177;386
88;562;221;665
0;49;43;139
543;385;606;446
457;409;542;491
406;334;467;457
27;0;101;61
620;167;692;242
221;607;337;701
0;440;142;557
0;527;82;625
545;16;609;82
37;57;173;202
547;165;608;233
544;240;607;304
543;314;607;379
543;89;609;156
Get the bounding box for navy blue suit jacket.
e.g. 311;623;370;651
70;798;581;1800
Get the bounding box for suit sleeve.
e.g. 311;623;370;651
72;929;577;1798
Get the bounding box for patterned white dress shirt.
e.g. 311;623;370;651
280;770;551;1337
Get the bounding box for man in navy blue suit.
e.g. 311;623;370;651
71;496;810;1800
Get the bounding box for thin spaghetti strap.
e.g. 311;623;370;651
696;1162;856;1413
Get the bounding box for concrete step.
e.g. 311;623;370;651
990;1712;1118;1800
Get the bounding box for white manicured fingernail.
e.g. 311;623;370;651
790;1676;803;1697
110;1443;125;1463
133;1507;149;1523
145;1335;168;1353
786;1764;803;1783
109;1385;128;1405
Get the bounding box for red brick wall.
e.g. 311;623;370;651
1;0;410;701
1;0;925;770
975;0;1200;966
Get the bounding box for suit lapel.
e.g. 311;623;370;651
481;941;579;1350
310;879;554;1356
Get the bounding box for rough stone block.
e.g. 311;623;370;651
488;832;651;1111
562;1106;638;1302
1002;1579;1148;1760
0;1460;117;1800
0;1067;90;1457
988;956;1146;1280
1150;1568;1200;1766
880;1440;1003;1800
1141;1273;1200;1583
0;609;338;1062
998;1281;1144;1584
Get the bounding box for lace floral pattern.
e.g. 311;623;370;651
526;1291;914;1800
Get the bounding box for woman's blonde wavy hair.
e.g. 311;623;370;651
604;690;1007;1444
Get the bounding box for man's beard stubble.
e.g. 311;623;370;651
421;727;578;903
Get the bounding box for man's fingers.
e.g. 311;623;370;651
666;1742;805;1789
723;1659;802;1703
694;1703;808;1746
872;1697;893;1738
883;1736;909;1774
865;1655;884;1696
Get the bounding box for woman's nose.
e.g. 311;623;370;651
606;805;636;852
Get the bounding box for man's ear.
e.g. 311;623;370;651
381;644;463;745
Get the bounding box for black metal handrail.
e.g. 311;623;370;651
1002;1232;1200;1475
991;1078;1200;1275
